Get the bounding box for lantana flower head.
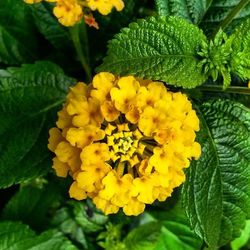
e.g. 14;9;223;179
24;0;124;27
48;72;201;216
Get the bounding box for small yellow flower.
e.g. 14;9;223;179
48;72;201;216
66;125;105;148
85;0;124;15
24;0;125;27
110;76;140;113
69;181;87;200
24;0;56;3
52;157;70;177
77;163;111;192
80;143;110;165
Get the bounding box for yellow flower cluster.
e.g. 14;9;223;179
24;0;124;27
48;72;201;216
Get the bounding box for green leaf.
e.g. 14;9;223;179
231;220;250;250
227;18;250;80
0;221;77;250
0;61;73;115
200;0;250;35
0;61;75;188
149;207;202;250
155;0;213;24
183;99;250;248
98;16;207;88
29;2;73;52
0;0;38;65
71;201;108;233
2;183;62;230
124;222;162;250
51;201;107;249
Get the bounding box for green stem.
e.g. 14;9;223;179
69;22;92;82
212;0;250;38
198;85;250;95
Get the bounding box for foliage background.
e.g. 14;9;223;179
0;0;250;249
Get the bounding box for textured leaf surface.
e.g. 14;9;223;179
98;16;207;88
200;0;250;35
228;18;250;80
2;183;62;230
0;222;77;250
183;99;250;248
155;0;212;24
72;202;108;233
0;61;74;188
0;0;37;64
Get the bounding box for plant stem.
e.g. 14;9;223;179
198;85;250;95
69;22;92;82
212;0;250;38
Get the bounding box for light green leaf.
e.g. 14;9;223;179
231;220;250;250
150;207;202;250
124;222;162;250
183;99;250;248
71;201;108;233
0;61;75;188
227;18;250;80
0;221;77;250
0;0;38;65
98;16;207;88
155;0;213;24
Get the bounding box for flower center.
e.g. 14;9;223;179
114;132;134;154
106;124;144;166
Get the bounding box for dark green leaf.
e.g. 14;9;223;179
200;0;250;36
0;61;75;188
183;99;250;248
0;221;77;250
0;0;38;65
29;2;74;52
98;16;207;88
2;183;62;230
155;0;213;24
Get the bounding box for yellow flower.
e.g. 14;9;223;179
24;0;125;27
24;0;42;3
66;125;105;148
77;163;111;192
53;0;83;27
24;0;56;3
110;76;140;113
85;0;124;15
93;196;119;215
48;72;201;216
67;97;103;127
69;181;87;200
80;143;110;165
98;171;133;206
52;157;70;177
138;106;167;136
